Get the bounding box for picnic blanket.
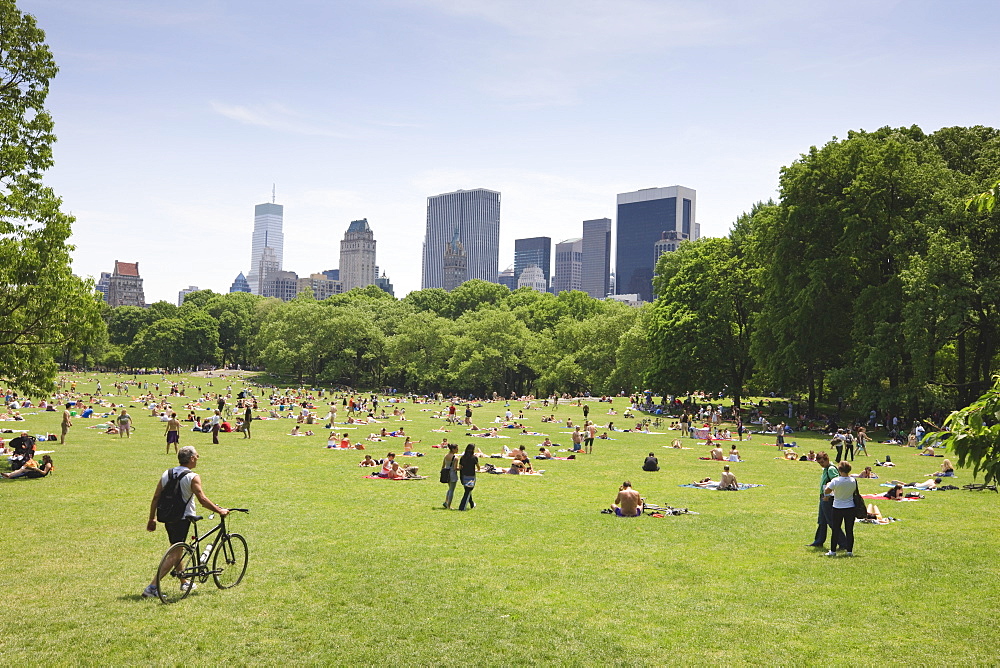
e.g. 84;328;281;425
861;493;919;501
363;474;427;480
679;483;764;491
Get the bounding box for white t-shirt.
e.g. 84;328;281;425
826;475;858;509
160;466;196;519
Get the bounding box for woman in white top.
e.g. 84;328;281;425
824;461;858;556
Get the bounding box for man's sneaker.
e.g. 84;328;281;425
824;551;837;557
181;581;198;592
846;551;854;557
141;584;159;598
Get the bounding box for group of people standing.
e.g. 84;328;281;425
808;452;860;556
440;444;480;510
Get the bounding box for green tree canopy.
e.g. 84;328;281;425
0;1;103;395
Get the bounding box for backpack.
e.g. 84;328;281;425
157;468;193;522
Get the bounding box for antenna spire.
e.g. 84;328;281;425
272;183;276;204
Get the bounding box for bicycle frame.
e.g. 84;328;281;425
182;509;247;580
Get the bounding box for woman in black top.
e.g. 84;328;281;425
458;444;480;511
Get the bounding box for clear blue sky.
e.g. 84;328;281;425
24;0;1000;302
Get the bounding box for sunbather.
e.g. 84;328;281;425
929;459;955;476
3;454;54;479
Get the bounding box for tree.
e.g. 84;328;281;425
0;2;103;394
647;229;760;409
927;376;1000;484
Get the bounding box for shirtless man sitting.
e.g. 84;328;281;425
718;465;738;490
613;481;643;517
709;445;725;461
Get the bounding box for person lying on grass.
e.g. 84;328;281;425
883;484;904;500
359;455;377;467
2;454;54;479
891;478;941;490
852;466;878;479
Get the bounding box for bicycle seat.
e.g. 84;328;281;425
184;514;203;522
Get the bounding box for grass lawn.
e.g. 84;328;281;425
2;372;998;665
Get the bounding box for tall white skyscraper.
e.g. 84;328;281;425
339;218;377;292
552;237;583;294
246;201;284;295
422;188;500;289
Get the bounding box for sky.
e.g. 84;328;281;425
22;0;1000;302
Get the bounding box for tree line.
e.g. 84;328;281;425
648;125;1000;419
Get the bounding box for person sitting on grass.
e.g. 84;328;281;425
718;465;738;490
920;445;937;456
380;453;397;477
537;446;555;460
642;452;659;471
2;454;54;479
929;459;955;477
401;440;423;457
709;444;725;461
728;445;741;462
853;466;878;479
612;481;643;517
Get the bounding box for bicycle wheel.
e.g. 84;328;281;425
154;542;198;604
212;533;249;589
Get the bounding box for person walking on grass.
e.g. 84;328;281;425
807;452;839;549
441;443;459;509
143;446;228;598
117;409;132;439
165;412;181;454
458;444;479;511
243;403;253;440
60;408;72;445
208;409;221;444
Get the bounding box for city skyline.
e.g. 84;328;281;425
26;1;999;303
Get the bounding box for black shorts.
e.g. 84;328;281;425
165;521;191;545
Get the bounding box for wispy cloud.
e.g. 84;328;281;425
209;102;366;139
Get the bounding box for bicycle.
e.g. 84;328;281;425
153;508;249;604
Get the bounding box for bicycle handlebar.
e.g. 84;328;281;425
227;508;249;513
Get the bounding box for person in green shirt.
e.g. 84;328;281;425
807;451;839;548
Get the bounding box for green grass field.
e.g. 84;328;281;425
2;372;998;665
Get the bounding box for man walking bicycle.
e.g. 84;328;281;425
143;446;228;598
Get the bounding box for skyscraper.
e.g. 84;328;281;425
552;237;583;294
339;219;377;292
106;261;145;307
246;201;284;295
581;218;612;299
616;186;697;302
443;227;468;292
229;272;251;293
177;286;200;306
517;265;547;293
255;247;280;295
498;266;516;291
422;189;501;289
514;237;551;288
